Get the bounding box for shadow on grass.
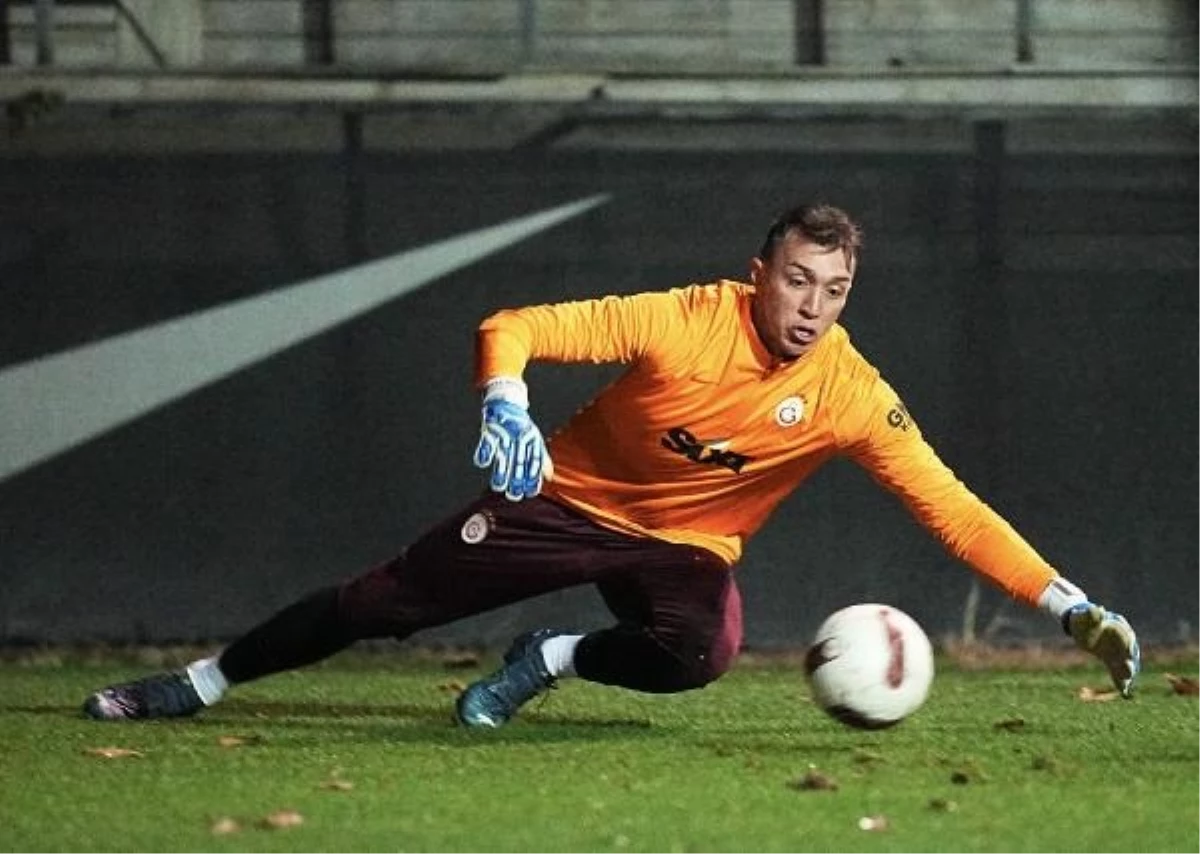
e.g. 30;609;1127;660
0;700;451;721
694;735;883;758
4;698;665;747
217;699;456;722
2;703;88;718
219;701;663;746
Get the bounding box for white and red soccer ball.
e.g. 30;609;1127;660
804;603;935;729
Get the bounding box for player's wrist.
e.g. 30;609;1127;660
1037;576;1088;631
481;376;529;408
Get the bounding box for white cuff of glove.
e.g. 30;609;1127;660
482;375;529;408
1037;576;1088;621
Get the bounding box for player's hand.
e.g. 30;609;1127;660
472;377;550;501
1063;602;1141;698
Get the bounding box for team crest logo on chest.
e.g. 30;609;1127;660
774;396;806;428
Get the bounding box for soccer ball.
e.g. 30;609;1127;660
803;603;935;729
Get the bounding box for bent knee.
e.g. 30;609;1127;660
666;651;732;691
644;635;738;692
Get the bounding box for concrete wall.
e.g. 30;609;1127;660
204;0;305;66
824;0;1196;67
5;0;1196;70
0;129;1194;649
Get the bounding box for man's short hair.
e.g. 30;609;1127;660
757;204;863;269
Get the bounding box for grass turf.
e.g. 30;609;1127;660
0;649;1196;852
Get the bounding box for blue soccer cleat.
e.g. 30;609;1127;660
83;670;205;721
455;629;567;728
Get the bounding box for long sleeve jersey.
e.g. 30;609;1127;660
476;280;1056;607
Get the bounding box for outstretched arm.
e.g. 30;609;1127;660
841;378;1141;697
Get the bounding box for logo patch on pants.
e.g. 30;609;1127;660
461;512;491;544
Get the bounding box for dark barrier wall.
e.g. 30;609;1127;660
1;148;1196;648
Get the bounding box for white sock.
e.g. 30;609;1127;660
185;656;229;706
540;634;583;679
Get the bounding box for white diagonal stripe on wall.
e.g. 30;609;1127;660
0;194;609;482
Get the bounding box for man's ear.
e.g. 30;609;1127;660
749;256;765;285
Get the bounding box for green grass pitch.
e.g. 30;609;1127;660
0;648;1196;852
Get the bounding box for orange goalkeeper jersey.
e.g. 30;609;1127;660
476;280;1056;607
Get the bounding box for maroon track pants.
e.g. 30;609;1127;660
338;493;744;693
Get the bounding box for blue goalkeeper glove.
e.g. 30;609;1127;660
472;377;550;501
1063;602;1141;698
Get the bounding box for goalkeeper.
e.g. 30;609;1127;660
83;204;1139;727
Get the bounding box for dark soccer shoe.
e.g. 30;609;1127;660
455;629;567;728
83;671;204;721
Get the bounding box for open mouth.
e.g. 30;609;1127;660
788;326;816;345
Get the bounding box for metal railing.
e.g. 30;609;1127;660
2;0;1195;72
4;0;167;67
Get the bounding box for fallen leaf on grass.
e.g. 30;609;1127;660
257;809;304;829
217;734;263;748
441;655;480;670
1031;755;1061;773
851;748;886;766
858;814;889;831
438;680;467;694
787;770;839;791
320;778;354;791
210;817;241;835
946;758;987;785
82;747;143;759
993;717;1026;732
1077;686;1119;702
1164;674;1199;696
927;798;958;812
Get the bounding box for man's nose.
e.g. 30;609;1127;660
798;289;822;317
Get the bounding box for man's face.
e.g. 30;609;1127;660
749;231;854;360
